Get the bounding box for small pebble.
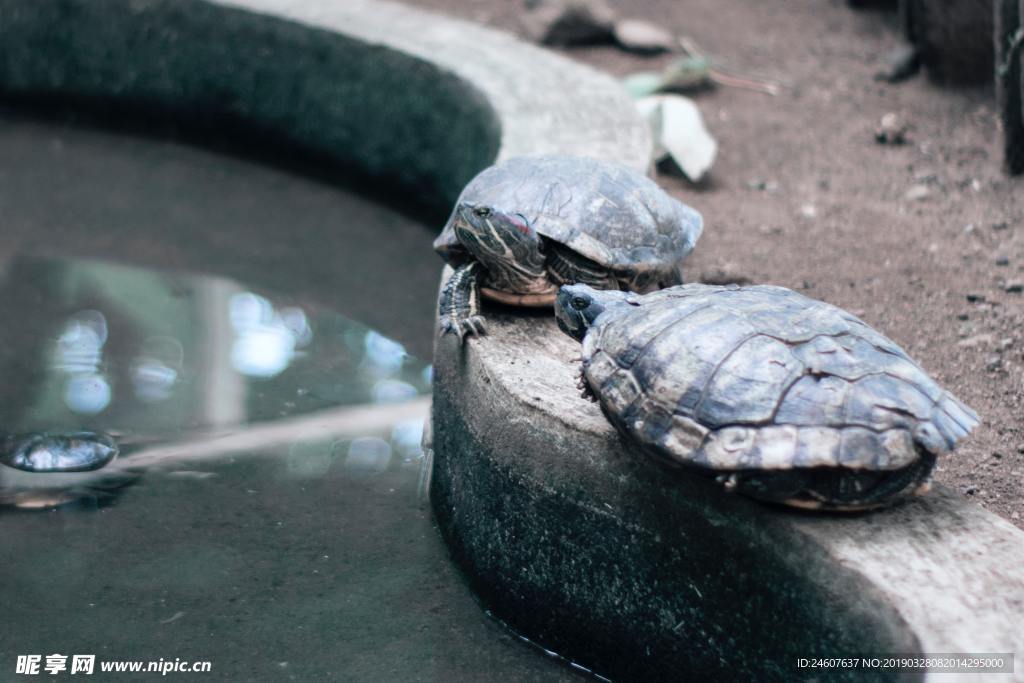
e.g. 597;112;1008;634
966;293;985;302
956;312;969;321
993;221;1010;231
993;451;1004;459
875;112;909;145
1004;281;1024;293
746;179;778;192
904;184;931;201
612;18;676;54
996;256;1010;266
964;486;978;495
957;333;992;348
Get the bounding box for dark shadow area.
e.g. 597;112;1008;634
0;99;453;228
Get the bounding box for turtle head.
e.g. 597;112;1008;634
452;202;546;291
454;203;539;253
555;284;634;342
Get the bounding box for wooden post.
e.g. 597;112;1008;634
997;0;1024;173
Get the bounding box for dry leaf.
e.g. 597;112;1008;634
636;95;717;181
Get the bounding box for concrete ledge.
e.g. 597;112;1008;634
431;302;1024;681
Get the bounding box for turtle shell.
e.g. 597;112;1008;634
582;284;979;472
433;155;702;280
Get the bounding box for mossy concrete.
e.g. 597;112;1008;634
431;284;1024;682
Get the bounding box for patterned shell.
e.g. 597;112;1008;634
433;155;703;275
582;284;979;471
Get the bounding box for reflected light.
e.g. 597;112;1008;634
390;419;424;462
344;437;392;473
228;292;274;332
55;310;111;415
64;374;112;415
55;310;107;373
362;331;406;378
229;293;312;378
132;360;178;402
231;326;295;378
279;307;313;346
371;379;418;404
131;336;184;402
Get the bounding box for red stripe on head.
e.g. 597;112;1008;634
507;213;531;236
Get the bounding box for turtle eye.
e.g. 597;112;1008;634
571;297;589;310
473;207;493;218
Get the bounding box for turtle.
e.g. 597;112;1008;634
554;282;980;510
433;155;703;341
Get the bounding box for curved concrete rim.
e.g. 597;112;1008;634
217;0;652;169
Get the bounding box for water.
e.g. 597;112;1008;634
0;116;577;681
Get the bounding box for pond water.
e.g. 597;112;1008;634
0;115;576;681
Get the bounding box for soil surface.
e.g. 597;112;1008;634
402;0;1024;527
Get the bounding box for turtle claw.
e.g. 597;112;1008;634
464;315;487;338
576;366;597;402
440;314;487;342
439;315;456;337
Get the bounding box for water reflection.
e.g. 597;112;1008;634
343;436;392;473
55;310;108;373
363;330;407;377
228;292;312;378
131;336;183;402
391;419;425;463
55;310;112;414
1;431;118;472
0;255;431;503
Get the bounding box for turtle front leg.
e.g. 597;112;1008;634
575;362;597;402
439;262;487;341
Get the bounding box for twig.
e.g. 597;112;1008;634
677;35;783;96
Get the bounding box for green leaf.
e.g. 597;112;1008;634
622;72;664;99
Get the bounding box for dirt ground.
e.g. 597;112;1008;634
402;0;1024;527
